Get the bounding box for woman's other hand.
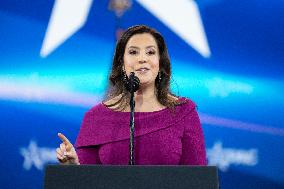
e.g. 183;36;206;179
56;133;80;165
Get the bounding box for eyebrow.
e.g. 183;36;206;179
128;45;157;49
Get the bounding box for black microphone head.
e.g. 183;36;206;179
123;72;140;93
132;75;140;92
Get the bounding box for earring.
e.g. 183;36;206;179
158;71;162;83
122;70;130;92
122;70;128;83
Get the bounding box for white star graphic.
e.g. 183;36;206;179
40;0;210;58
20;141;57;171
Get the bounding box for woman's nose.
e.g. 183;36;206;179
138;53;147;63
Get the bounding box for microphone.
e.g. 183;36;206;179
123;72;140;165
124;72;140;93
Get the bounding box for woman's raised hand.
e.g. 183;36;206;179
56;133;80;165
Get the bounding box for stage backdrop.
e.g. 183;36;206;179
0;0;284;188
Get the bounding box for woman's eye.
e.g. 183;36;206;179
129;50;137;55
147;50;156;55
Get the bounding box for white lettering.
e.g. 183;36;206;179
207;141;258;171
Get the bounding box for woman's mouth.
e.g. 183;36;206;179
136;67;150;73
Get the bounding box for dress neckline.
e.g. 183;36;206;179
100;97;187;115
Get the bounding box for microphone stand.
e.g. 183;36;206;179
129;82;135;165
127;72;139;165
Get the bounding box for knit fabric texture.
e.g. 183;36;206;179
75;97;207;165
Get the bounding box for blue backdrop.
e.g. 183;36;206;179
0;0;284;188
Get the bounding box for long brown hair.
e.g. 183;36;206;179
104;25;182;111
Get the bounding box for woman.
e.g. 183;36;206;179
56;25;207;165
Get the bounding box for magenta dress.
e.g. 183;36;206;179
75;98;207;165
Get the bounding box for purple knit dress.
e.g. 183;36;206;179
75;98;207;165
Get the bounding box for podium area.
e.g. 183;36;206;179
45;165;219;189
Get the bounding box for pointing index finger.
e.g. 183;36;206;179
58;133;71;145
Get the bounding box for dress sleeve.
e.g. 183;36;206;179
75;111;101;164
179;107;207;165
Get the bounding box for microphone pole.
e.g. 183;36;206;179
127;72;140;165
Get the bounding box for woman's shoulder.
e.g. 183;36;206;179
175;96;197;112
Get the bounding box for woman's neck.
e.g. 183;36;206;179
134;84;164;112
104;84;166;112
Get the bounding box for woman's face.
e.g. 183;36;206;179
123;33;160;87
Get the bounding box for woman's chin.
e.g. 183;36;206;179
138;80;154;87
